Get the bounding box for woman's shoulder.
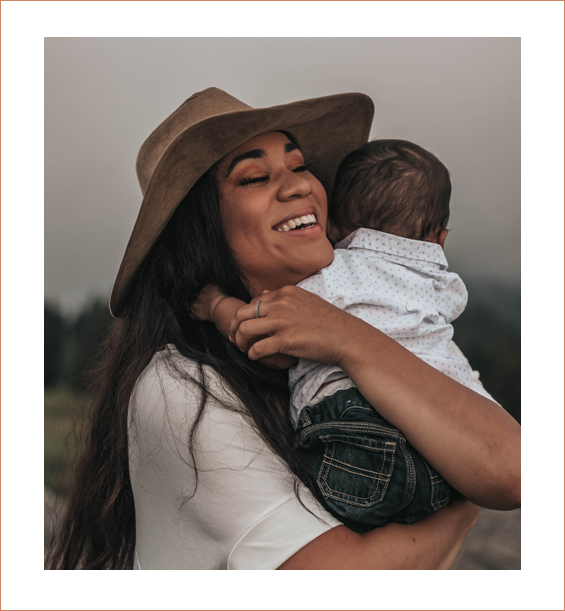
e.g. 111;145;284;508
137;343;198;383
129;345;343;570
132;344;240;418
130;345;277;490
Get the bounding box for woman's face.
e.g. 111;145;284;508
217;132;334;297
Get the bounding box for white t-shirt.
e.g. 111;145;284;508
289;228;474;425
128;345;341;570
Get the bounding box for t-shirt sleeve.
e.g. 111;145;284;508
227;489;341;570
130;349;341;570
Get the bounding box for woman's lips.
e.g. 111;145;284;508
274;222;323;238
272;207;317;230
273;213;317;232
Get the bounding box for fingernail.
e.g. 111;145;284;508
228;334;234;342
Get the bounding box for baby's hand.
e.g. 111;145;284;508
190;284;227;322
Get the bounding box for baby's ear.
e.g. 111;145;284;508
438;228;449;249
326;218;345;244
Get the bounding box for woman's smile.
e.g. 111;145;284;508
272;205;322;237
217;131;334;294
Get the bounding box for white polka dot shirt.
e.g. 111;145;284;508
289;228;473;427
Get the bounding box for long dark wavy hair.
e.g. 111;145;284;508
46;166;315;570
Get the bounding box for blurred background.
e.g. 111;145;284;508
44;38;520;568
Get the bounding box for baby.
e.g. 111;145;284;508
197;139;482;532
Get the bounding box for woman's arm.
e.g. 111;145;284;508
338;321;521;510
279;495;479;570
229;286;521;510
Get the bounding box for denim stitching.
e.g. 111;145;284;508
319;435;394;477
319;436;396;453
321;465;390;505
299;408;313;427
323;481;390;504
298;422;405;445
322;450;394;478
341;405;374;418
423;461;450;510
322;459;392;482
395;441;416;513
320;465;392;506
318;439;395;506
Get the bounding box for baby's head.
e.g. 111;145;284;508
329;139;451;246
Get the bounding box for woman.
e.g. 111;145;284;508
48;88;520;570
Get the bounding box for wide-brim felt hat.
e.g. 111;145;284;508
110;87;374;317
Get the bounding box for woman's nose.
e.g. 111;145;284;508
277;170;312;201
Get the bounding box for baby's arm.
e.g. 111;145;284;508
191;284;298;370
190;284;244;338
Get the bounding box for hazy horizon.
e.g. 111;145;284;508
45;38;520;313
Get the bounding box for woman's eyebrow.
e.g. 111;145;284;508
226;149;265;177
285;142;301;154
226;142;303;176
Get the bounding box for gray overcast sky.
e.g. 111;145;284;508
45;37;520;312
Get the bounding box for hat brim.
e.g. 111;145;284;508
110;92;374;317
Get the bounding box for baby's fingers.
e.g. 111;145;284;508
190;284;226;321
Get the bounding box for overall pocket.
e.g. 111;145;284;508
317;432;396;507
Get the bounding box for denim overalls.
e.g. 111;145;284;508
295;387;452;533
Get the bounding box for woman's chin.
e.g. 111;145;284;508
301;238;335;275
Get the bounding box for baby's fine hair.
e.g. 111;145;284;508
330;139;451;241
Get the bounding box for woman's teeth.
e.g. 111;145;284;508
277;214;317;232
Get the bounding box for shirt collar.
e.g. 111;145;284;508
335;228;449;269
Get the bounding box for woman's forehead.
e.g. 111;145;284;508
220;131;301;176
227;132;297;160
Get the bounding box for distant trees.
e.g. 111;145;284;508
44;299;113;390
453;284;521;424
44;283;521;422
67;300;114;390
44;303;68;387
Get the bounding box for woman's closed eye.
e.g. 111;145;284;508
239;173;269;186
238;164;311;187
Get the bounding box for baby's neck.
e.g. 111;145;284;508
337;226;446;249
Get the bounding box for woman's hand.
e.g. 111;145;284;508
434;494;480;569
255;353;299;370
229;285;356;365
190;285;299;370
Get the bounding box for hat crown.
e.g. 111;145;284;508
136;88;252;194
111;89;374;318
